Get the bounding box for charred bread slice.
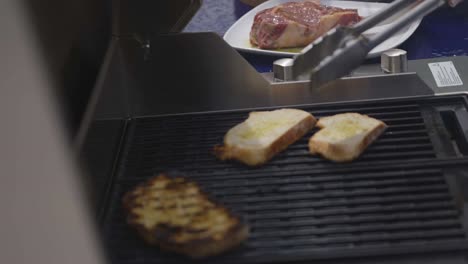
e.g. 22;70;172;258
214;108;317;166
309;113;387;162
123;173;249;258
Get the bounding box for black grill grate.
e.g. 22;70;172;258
103;96;468;263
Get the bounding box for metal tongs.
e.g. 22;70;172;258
291;0;447;88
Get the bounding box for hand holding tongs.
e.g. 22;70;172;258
291;0;461;88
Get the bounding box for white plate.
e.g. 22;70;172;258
224;0;422;58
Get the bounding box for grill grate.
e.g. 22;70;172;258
103;96;468;263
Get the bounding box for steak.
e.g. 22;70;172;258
250;1;362;49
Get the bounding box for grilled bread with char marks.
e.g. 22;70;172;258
214;109;317;166
123;173;249;258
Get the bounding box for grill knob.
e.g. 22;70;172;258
273;58;294;81
381;49;408;73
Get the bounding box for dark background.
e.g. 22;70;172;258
23;0;200;135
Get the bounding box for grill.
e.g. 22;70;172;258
101;95;468;264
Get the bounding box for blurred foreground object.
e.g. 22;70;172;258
0;1;105;264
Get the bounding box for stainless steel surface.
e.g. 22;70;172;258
78;34;443;141
273;58;294;81
264;56;468;96
269;73;433;106
407;56;468;95
77;33;273;150
291;0;445;88
381;49;408;73
77;37;468;198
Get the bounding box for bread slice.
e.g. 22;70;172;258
214;109;317;166
309;113;387;162
122;173;249;258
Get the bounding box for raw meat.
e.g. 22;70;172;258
250;1;362;49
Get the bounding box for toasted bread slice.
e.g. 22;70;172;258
309;113;387;162
122;174;249;258
214;109;317;166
